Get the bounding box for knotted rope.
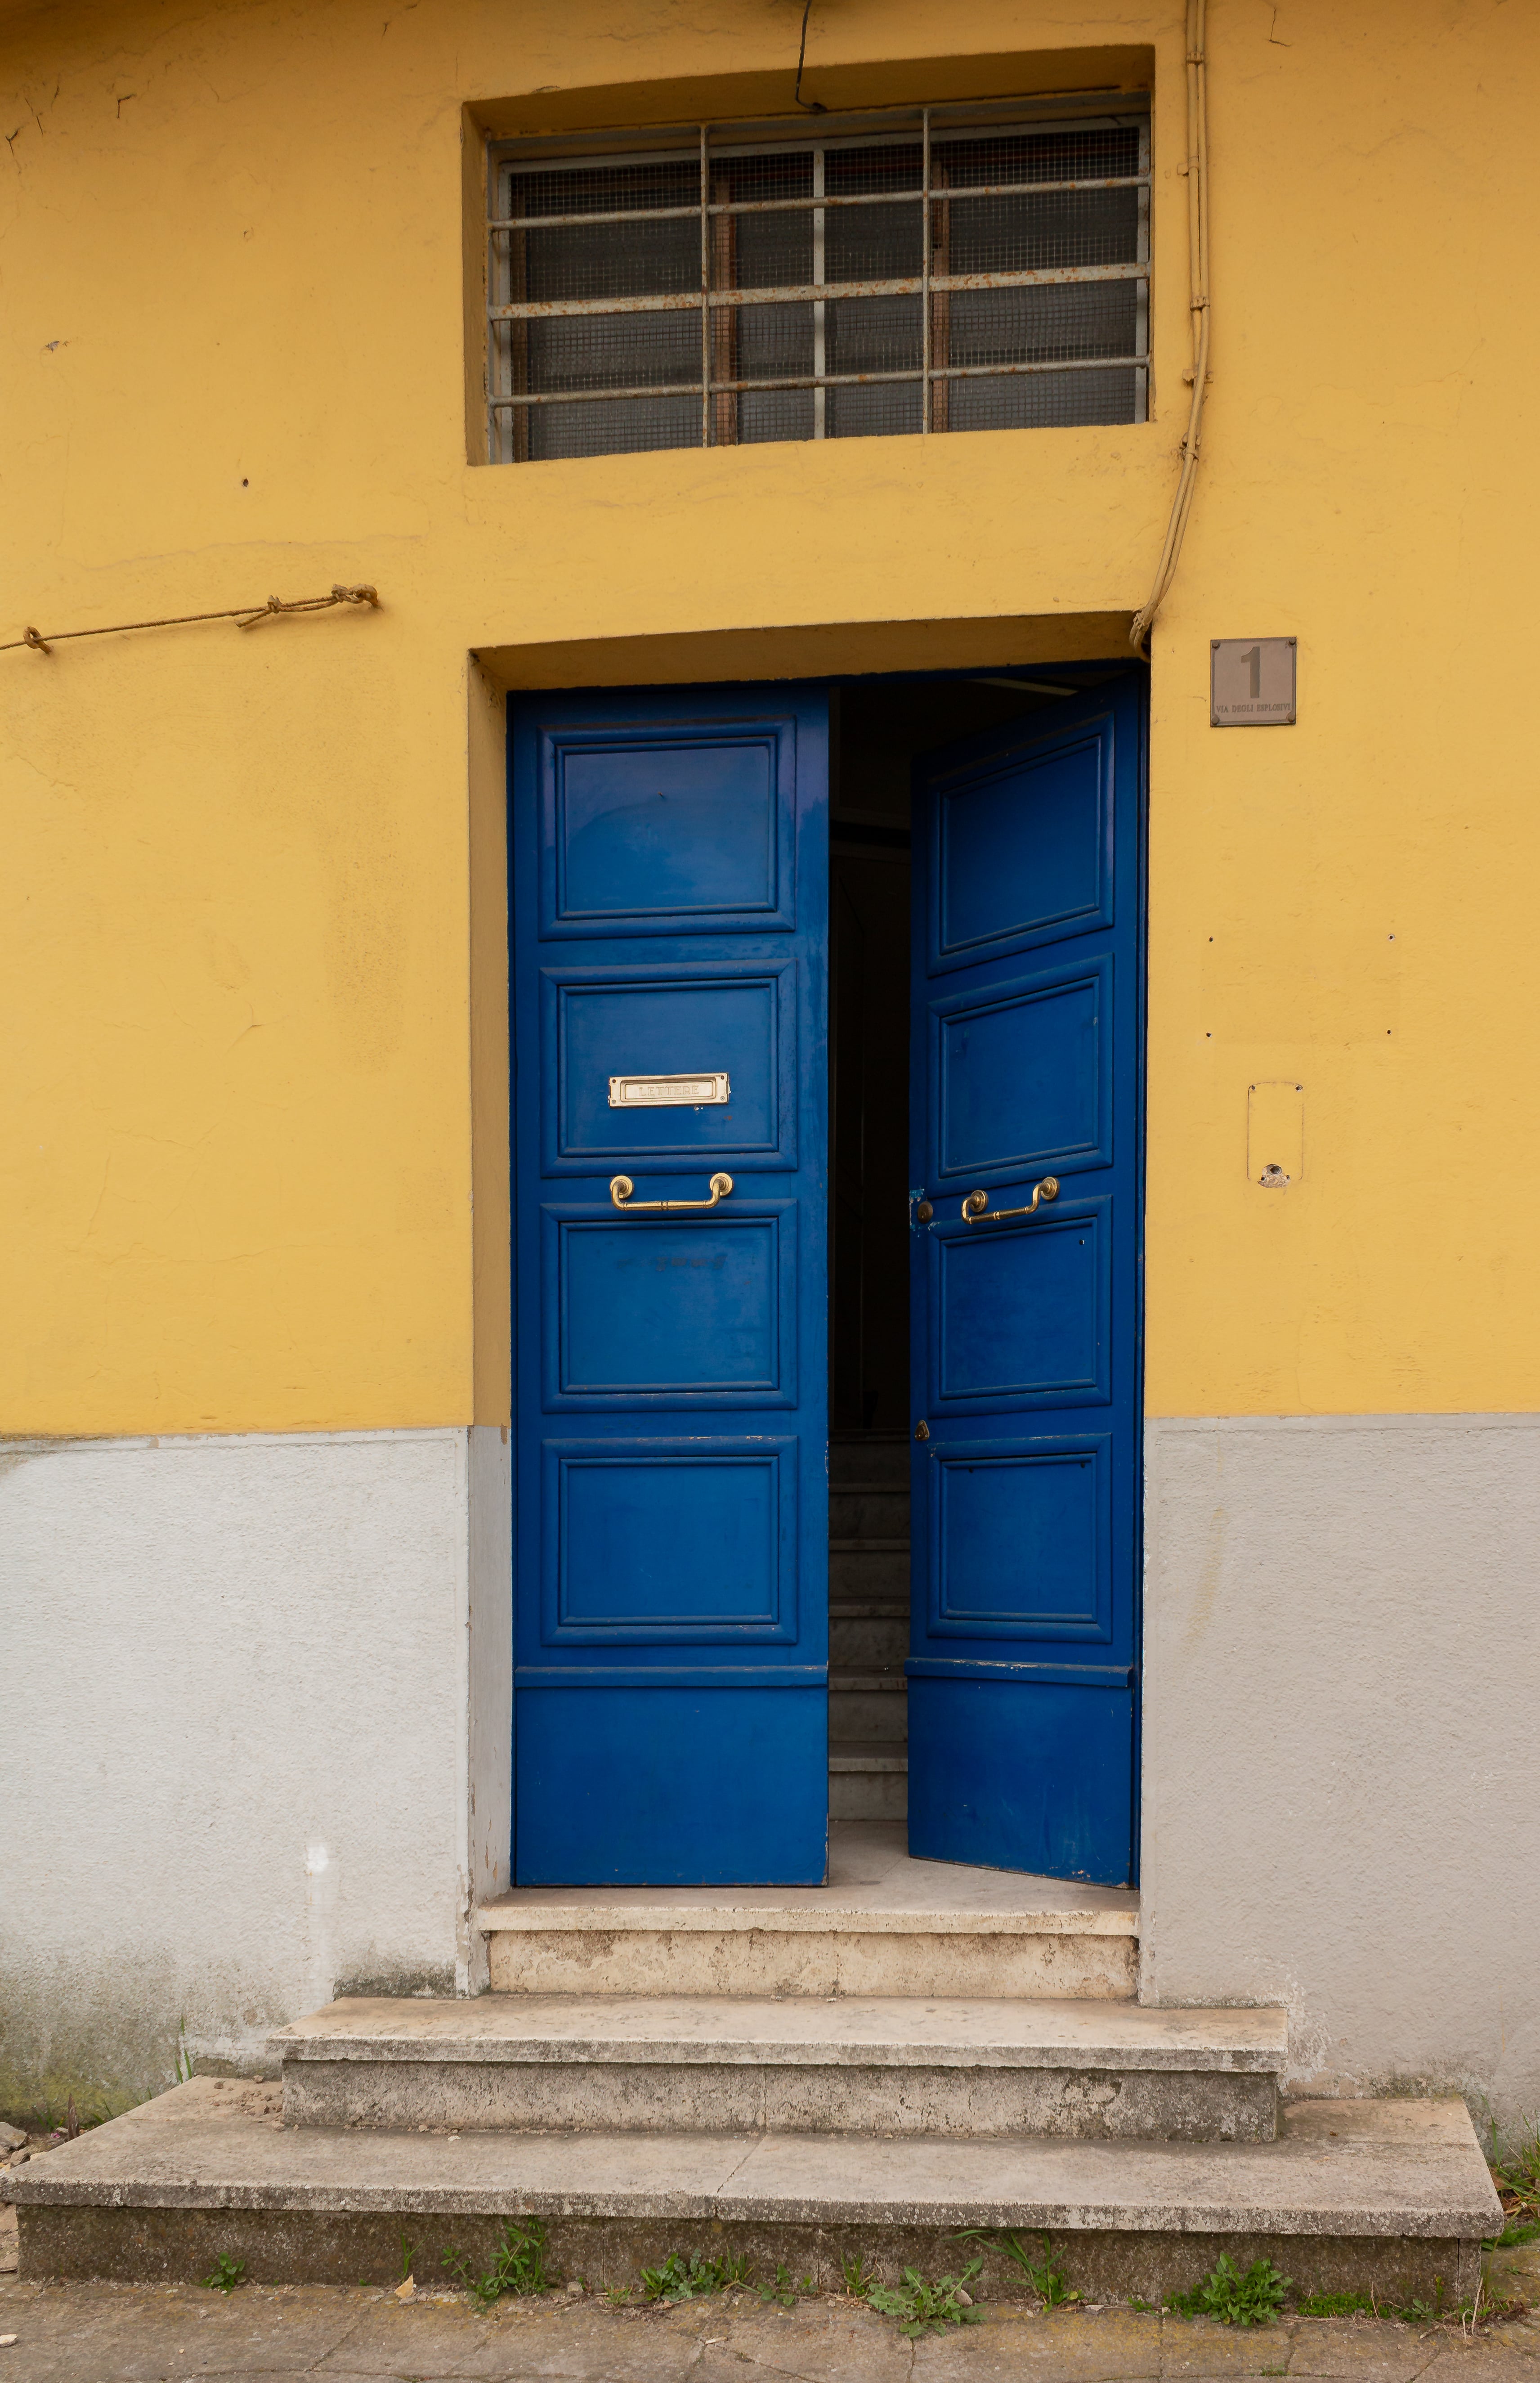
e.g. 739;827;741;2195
2;583;381;655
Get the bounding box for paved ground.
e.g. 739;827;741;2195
3;2273;1539;2383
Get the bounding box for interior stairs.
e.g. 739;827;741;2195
5;1821;1498;2298
828;1430;909;1822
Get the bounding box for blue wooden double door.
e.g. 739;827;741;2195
510;676;1144;1887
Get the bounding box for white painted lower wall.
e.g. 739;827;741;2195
0;1426;510;2117
7;1411;1534;2134
1141;1413;1540;2136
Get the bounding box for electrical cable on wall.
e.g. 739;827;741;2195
1;583;381;657
1130;0;1209;650
793;0;825;113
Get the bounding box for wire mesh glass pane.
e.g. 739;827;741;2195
827;139;924;196
949;281;1140;367
490;113;1147;458
526;392;700;461
525;310;700;395
735;299;815;382
935;126;1142;188
946;186;1141;274
827;294;922;381
825;196;922;284
716;150;815;291
828;381;923;439
741;389;817;443
948;367;1139;431
512;159;700;304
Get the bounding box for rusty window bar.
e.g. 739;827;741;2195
811;146;826;439
698;124;711;445
1134;114;1151;424
490;357;1151;408
487;175;1149;233
920;107;932;435
491;262;1144;326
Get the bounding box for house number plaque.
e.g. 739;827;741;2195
608;1072;730;1108
1211;637;1297;726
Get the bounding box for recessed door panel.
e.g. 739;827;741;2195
544;1438;795;1642
931;1204;1106;1409
513;686;828;1885
909;680;1143;1887
931;728;1111;971
546;1208;793;1407
544;964;793;1170
933;961;1108;1184
929;1436;1109;1639
541;724;796;936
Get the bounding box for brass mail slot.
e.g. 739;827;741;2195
607;1072;730;1109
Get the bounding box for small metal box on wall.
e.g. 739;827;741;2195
1211;638;1297;726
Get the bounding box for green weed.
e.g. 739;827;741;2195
1168;2254;1291;2326
956;2227;1080;2307
841;2253;877;2298
174;2022;196;2087
757;2262;813;2307
864;2257;987;2338
1492;2117;1540;2218
201;2253;246;2295
441;2217;550;2307
1298;2289;1375;2316
398;2230;416;2281
638;2249;750;2303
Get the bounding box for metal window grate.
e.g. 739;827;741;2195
487;101;1150;462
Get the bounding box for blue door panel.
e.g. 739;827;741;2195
542;1438;797;1643
931;1202;1108;1409
543;963;795;1170
516;1687;827;1887
545;1206;795;1406
907;1678;1134;1882
513;687;828;1885
909;678;1143;1886
933;960;1110;1183
931;727;1114;971
540;721;797;935
926;1434;1110;1639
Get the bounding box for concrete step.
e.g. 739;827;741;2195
476;1822;1138;1999
829;1434;908;1487
830;1545;909;1598
829;1669;908;1743
269;1996;1287;2141
830;1610;908;1667
829;1488;909;1537
828;1738;907;1821
5;2081;1500;2301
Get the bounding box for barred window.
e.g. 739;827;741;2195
487;101;1150;463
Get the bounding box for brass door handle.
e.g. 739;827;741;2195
610;1171;733;1213
961;1176;1058;1224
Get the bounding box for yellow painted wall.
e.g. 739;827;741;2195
0;0;1534;1432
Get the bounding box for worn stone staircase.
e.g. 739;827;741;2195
828;1430;909;1822
4;1823;1500;2299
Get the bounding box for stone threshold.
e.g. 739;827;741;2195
476;1819;1139;1938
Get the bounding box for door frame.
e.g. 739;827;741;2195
492;654;1147;1888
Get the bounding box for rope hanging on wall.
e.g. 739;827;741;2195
1130;0;1210;650
0;583;381;657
